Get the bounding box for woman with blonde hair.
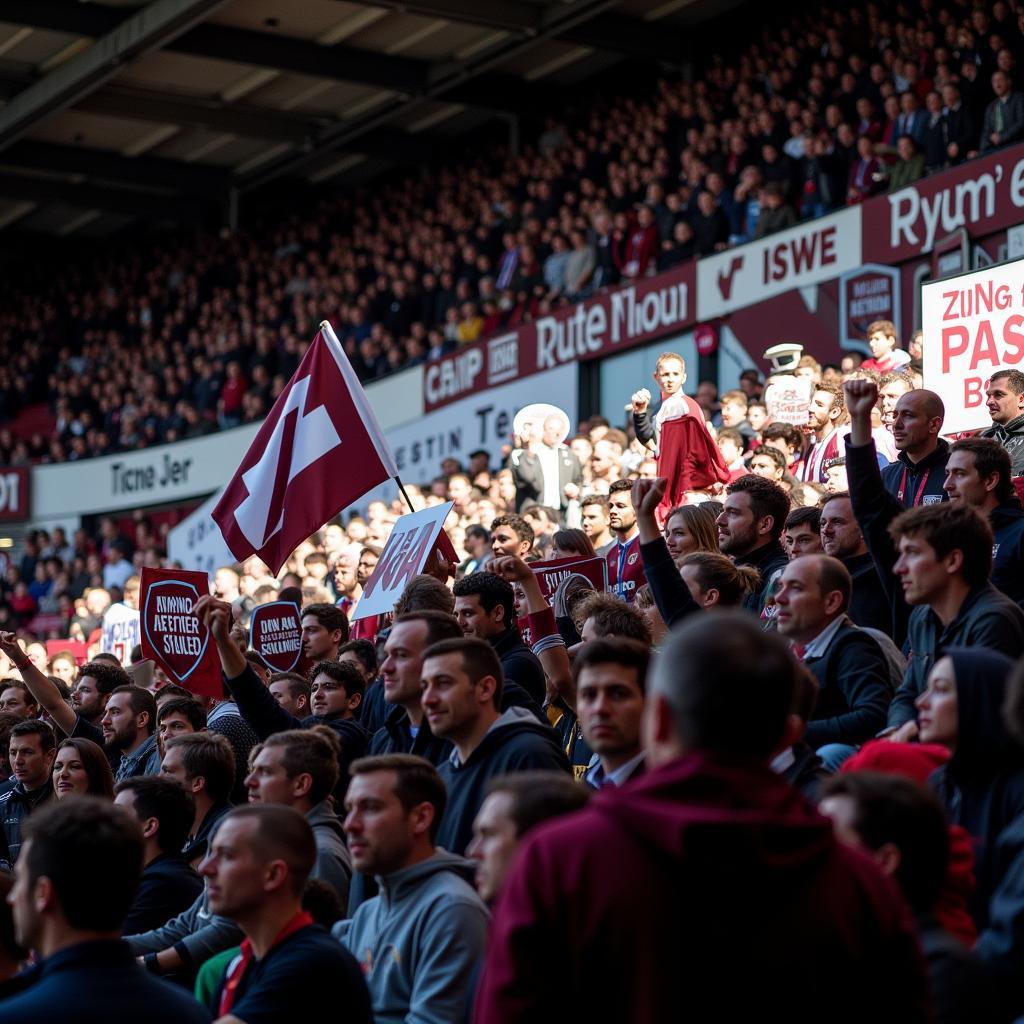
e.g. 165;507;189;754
663;504;719;559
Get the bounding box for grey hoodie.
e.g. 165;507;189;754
307;798;352;906
333;850;489;1024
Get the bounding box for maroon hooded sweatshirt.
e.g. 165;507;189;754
474;751;930;1023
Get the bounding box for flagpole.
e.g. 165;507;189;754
395;476;416;514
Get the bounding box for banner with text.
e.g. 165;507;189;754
697;206;862;320
864;142;1024;264
921;257;1024;435
352;502;454;621
423;262;695;411
139;567;221;698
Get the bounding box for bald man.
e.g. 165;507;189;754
845;380;949;509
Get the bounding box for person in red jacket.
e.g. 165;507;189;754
473;611;930;1024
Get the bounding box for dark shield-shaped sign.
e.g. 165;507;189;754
140;567;222;698
250;601;307;674
838;264;901;352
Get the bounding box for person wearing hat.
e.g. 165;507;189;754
508;405;582;514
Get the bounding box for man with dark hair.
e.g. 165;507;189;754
102;685;160;781
115;776;203;935
783;506;823;559
337;639;378;686
203;806;371;1023
580;494;614;553
983;368;1024;475
268;672;311;717
157;697;206;755
195;596;370;794
246;729;351;905
453;573;545;705
820;491;892;635
773;556;891;770
0;720;55;867
0;682;37;720
371;610;460;763
2;799;210;1023
300;603;349;663
884;504;1024;741
421;637;569;855
490;514;534;560
0;640;128;750
574;638;649;788
336;754;489;1024
945;436;1024;605
606;479;645;603
161;733;235;865
762;421;805;474
475;611;929;1021
716;475;790;613
468;771;590;903
820;774;999;1022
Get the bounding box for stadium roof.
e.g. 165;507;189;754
0;0;738;239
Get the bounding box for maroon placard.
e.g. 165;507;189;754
250;601;309;675
529;555;609;601
140;567;221;698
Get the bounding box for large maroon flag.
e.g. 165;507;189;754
213;323;398;575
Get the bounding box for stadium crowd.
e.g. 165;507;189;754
4;0;1024;464
1;322;1024;1018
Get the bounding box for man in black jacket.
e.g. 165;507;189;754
422;637;570;855
452;573;545;705
982;368;1024;476
885;503;1024;742
774;555;891;770
115;776;202;936
944;437;1024;605
820;491;896;636
941;82;977;164
715;475;790;616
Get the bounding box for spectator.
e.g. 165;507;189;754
467;771;590;904
1;798;210;1023
774;555;892;769
337;755;489;1024
783;507;824;560
888;135;926;190
160;732;235;866
981;69;1024;150
51;737;114;799
754;184;797;237
115;776;203;936
474;612;929;1021
820;772;1000;1023
847;135;883;203
0;720;56;867
982;368;1024;476
422;637;569;854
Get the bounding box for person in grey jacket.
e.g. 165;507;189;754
982;369;1024;477
335;754;489;1024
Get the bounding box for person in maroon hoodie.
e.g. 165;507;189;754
474;611;930;1024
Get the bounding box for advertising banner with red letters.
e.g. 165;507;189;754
140;567;222;698
423;262;696;412
921;257;1024;435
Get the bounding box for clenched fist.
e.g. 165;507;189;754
631;388;652;415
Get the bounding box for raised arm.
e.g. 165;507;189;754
0;631;77;735
492;555;573;706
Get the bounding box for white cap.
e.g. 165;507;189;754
763;342;804;373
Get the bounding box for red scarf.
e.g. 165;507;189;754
218;911;312;1016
